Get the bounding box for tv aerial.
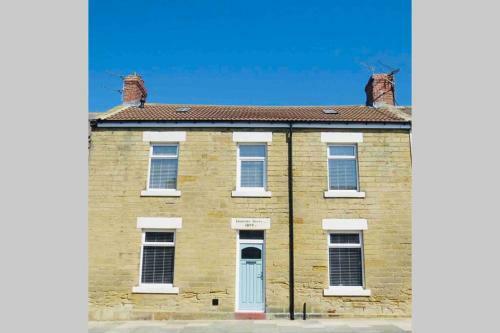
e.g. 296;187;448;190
377;61;400;76
105;70;125;79
360;61;376;74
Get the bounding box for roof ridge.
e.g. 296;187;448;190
143;103;369;108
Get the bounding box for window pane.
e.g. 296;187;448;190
329;247;362;286
239;145;266;158
240;161;264;187
329;159;357;190
141;246;175;284
241;247;262;259
152;145;177;156
145;232;174;243
330;233;360;244
240;230;264;240
149;158;178;189
329;145;355;156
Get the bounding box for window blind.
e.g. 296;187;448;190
241;161;264;187
329;232;364;287
149;159;178;189
141;246;175;284
329;247;362;286
329;159;357;190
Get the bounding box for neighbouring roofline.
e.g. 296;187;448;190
96;105;130;120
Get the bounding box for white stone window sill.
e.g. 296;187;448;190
323;287;371;297
231;190;272;198
324;190;366;198
132;285;179;294
141;189;181;197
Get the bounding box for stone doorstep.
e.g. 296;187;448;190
234;312;266;320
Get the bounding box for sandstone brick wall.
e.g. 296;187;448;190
88;129;290;320
293;130;412;317
88;127;411;320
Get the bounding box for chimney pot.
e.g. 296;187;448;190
122;73;147;107
365;73;395;107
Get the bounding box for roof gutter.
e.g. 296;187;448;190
95;120;411;130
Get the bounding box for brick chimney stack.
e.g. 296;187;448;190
122;73;147;107
365;73;395;107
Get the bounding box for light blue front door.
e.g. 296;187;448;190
238;243;264;311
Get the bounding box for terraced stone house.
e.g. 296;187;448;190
88;73;412;320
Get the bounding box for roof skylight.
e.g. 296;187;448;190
323;109;338;114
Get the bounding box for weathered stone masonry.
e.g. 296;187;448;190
293;130;411;317
88;127;411;320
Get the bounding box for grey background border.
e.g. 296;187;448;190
1;0;499;332
413;0;500;332
1;0;88;332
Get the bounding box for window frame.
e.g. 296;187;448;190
327;230;366;289
138;229;176;289
327;144;360;192
146;143;179;191
236;143;268;192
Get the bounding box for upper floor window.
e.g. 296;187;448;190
237;144;267;190
147;144;179;190
328;144;359;191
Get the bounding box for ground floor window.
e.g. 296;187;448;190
140;231;175;285
328;231;364;287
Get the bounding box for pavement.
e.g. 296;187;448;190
88;319;411;333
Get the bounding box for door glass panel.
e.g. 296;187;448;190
241;247;262;259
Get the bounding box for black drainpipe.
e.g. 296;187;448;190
287;123;295;320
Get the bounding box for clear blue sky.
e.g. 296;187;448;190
89;0;411;112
